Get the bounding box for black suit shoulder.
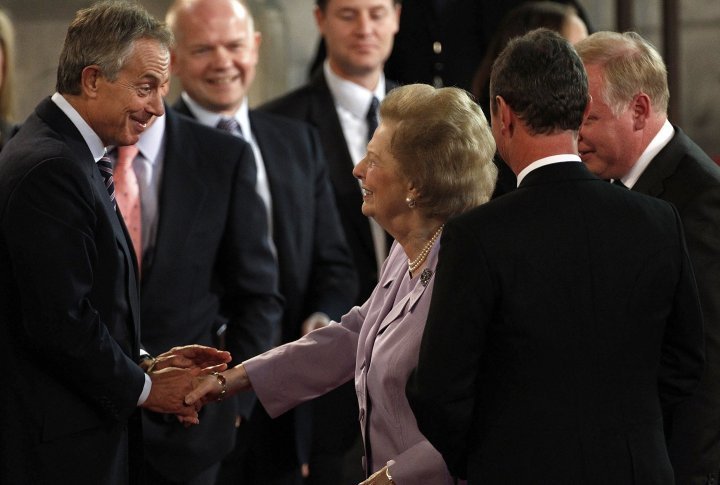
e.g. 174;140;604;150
1;100;92;176
250;109;328;174
662;129;720;189
251;107;317;134
259;82;320;120
166;107;253;167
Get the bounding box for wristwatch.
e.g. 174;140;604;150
138;353;157;373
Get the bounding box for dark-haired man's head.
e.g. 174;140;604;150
490;28;588;135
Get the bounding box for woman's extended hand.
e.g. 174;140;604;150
183;364;252;410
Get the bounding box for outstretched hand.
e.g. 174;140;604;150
152;344;231;372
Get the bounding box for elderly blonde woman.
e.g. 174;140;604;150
186;84;497;484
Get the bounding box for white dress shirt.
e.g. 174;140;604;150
111;113;166;256
618;119;674;189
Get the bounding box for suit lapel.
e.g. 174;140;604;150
247;111;283;239
633;129;683;197
311;71;382;256
308;71;359;196
149;110;207;278
377;275;431;334
363;243;437;365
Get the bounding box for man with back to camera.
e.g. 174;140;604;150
0;2;229;484
408;28;705;484
166;0;358;482
577;30;720;485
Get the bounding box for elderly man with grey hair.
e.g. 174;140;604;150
577;30;720;485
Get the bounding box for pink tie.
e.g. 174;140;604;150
115;145;142;272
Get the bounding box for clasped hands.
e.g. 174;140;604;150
138;344;231;425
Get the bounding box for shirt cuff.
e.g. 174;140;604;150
137;373;152;406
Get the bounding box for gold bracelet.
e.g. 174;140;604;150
385;466;395;484
212;372;227;401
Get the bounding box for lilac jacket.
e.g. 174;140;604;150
244;240;453;484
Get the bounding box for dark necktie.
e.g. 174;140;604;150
216;117;244;139
612;178;627;189
366;96;379;142
97;155;116;208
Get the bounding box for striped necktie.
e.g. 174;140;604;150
216;117;244;139
97;155;115;208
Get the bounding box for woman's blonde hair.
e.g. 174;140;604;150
380;84;497;219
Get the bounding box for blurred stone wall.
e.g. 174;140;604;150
2;0;718;157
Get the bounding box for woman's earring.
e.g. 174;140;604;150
406;197;416;208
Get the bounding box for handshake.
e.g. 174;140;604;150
138;344;244;426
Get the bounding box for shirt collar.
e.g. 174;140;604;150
133;113;165;164
180;91;252;136
516;154;581;186
323;60;385;119
619;119;674;189
51;92;106;161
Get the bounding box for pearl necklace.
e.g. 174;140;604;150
408;224;444;273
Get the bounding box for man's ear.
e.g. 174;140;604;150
496;95;514;136
314;6;325;33
631;92;651;130
392;3;401;34
80;65;102;99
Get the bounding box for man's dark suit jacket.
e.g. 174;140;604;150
384;0;486;90
139;108;283;481
174;98;358;477
409;161;705;484
0;97;145;485
0;118;16;152
261;68;393;304
633;127;720;484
